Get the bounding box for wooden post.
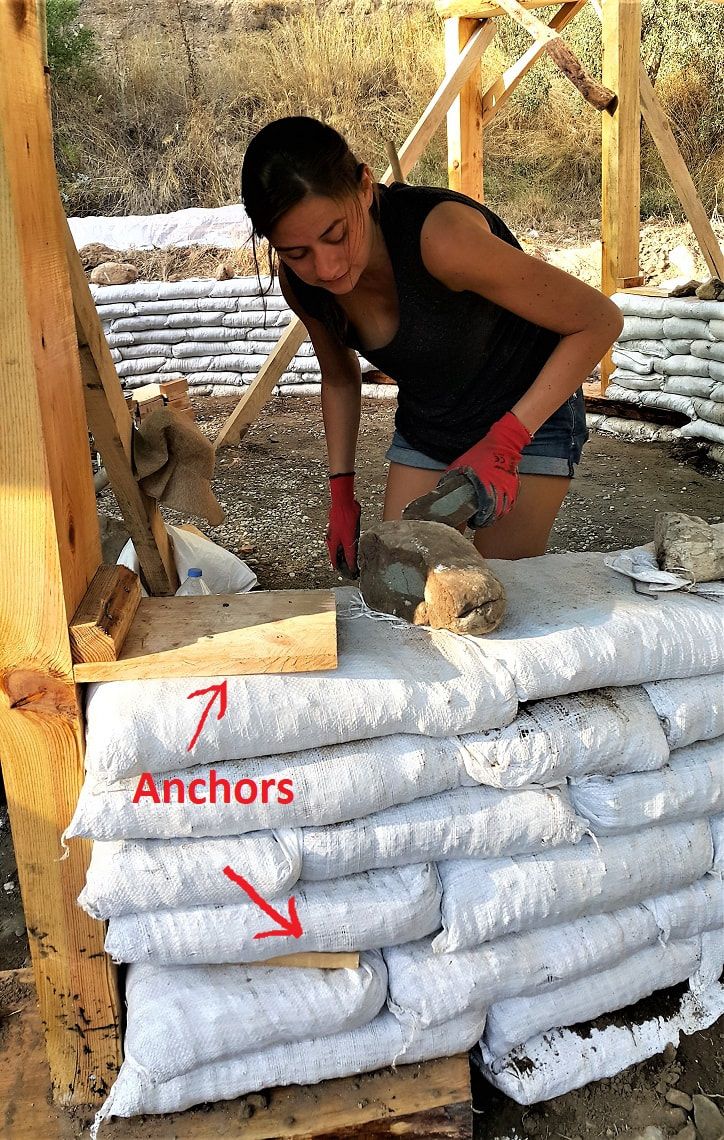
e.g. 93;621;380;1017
600;0;642;389
0;2;121;1106
445;17;484;201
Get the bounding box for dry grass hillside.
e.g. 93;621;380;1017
51;0;724;228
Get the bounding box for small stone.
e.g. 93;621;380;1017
668;279;701;298
663;1043;678;1063
666;1088;693;1111
90;261;138;286
692;1094;724;1140
696;277;724;301
238;1102;253;1119
215;262;234;280
246;1092;268;1111
79;241;118;270
656;1078;671;1095
673;1125;696;1140
661;1106;688;1129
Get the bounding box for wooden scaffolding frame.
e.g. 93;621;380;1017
216;0;724;448
0;1;722;1134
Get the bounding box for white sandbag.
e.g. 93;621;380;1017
118;523;257;595
165;311;229;329
692;397;724;425
663;317;715;341
95;1006;486;1124
433;821;713;951
709;359;724;381
569;739;724;834
116;357;167;378
184;325;240;342
170;341;244;358
660;354;712;377
187;372;243;388
82;591;517;782
221;310;280;329
617;316;666;340
105;332;135;348
477;549;724;702
606;386;694;416
662;375;717;399
300;784;585;880
117;343;173;360
135;299;201;316
477;980;724;1105
609;369;663;390
613;293;724;320
112;315;170;333
611;349;654;374
482;937;701;1059
120;328;183;345
458;685;668;788
124;951;388;1084
679;419;724;443
639;391;696;415
710;319;724;338
384;904;659;1031
95;303;137;320
105;863;442;964
643;877;724;941
68;733;464;841
691;928;724;991
664;339;695;353
691;339;724;363
712;813;724;868
615;338;670;357
78;830;302;918
644;674;724;747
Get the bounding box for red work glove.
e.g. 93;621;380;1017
444;411;533;528
326;472;362;578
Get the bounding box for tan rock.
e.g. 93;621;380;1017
79;241;117;270
696;277;724;301
359;519;506;636
654;512;724;583
90;260;139;286
692;1094;724;1140
665;1088;693;1111
215;262;234;280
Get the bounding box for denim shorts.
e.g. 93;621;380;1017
385;389;589;478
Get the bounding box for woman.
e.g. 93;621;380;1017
241;116;623;574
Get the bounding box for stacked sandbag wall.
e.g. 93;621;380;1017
67;549;724;1128
91;277;379;398
610;291;724;449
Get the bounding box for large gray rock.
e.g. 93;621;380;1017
692;1094;724;1140
358;520;505;636
654;513;724;583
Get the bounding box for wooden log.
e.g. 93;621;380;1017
63;218;179;595
437;0;562;16
0;4;121;1105
384;139;405;183
445;17;484;202
72;589;338;681
243;952;360;970
600;0;642;390
69;565;142;665
492;0;616;110
481;0;588;127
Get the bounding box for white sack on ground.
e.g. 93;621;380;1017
478;550;724;702
70;204;253;250
569;738;724;834
483;937;701;1060
105;863;442;965
692;928;724;991
644;674;724;747
384;904;659;1031
457;686;668;788
67;733;465;841
124;952;387;1085
477;981;724;1105
95;1006;486;1123
643;877;724;940
118;523;257;595
78;831;302;918
434;821;713;952
299;785;585;880
83;590;517;782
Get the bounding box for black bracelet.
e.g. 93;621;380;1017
329;470;356;479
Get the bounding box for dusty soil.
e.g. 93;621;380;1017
2;393;723;1137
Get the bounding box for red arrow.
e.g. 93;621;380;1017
187;680;228;752
223;865;303;940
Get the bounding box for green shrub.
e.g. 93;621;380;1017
47;0;95;82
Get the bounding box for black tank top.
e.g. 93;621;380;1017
285;183;560;464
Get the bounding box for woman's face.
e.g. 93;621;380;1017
269;174;374;294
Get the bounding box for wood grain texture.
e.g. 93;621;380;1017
69;565;141;664
436;0;561;16
62;220;179;595
242;952;360;969
0;973;471;1140
73;590;338;680
445;17;484;202
0;5;121;1105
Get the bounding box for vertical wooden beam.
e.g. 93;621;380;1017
601;0;642;388
445;17;484;201
0;1;121;1106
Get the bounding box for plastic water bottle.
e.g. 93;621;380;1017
175;567;212;596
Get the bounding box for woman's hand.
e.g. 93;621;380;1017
327;472;362;577
444;411;532;527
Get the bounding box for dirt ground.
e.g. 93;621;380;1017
2;392;723;1139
